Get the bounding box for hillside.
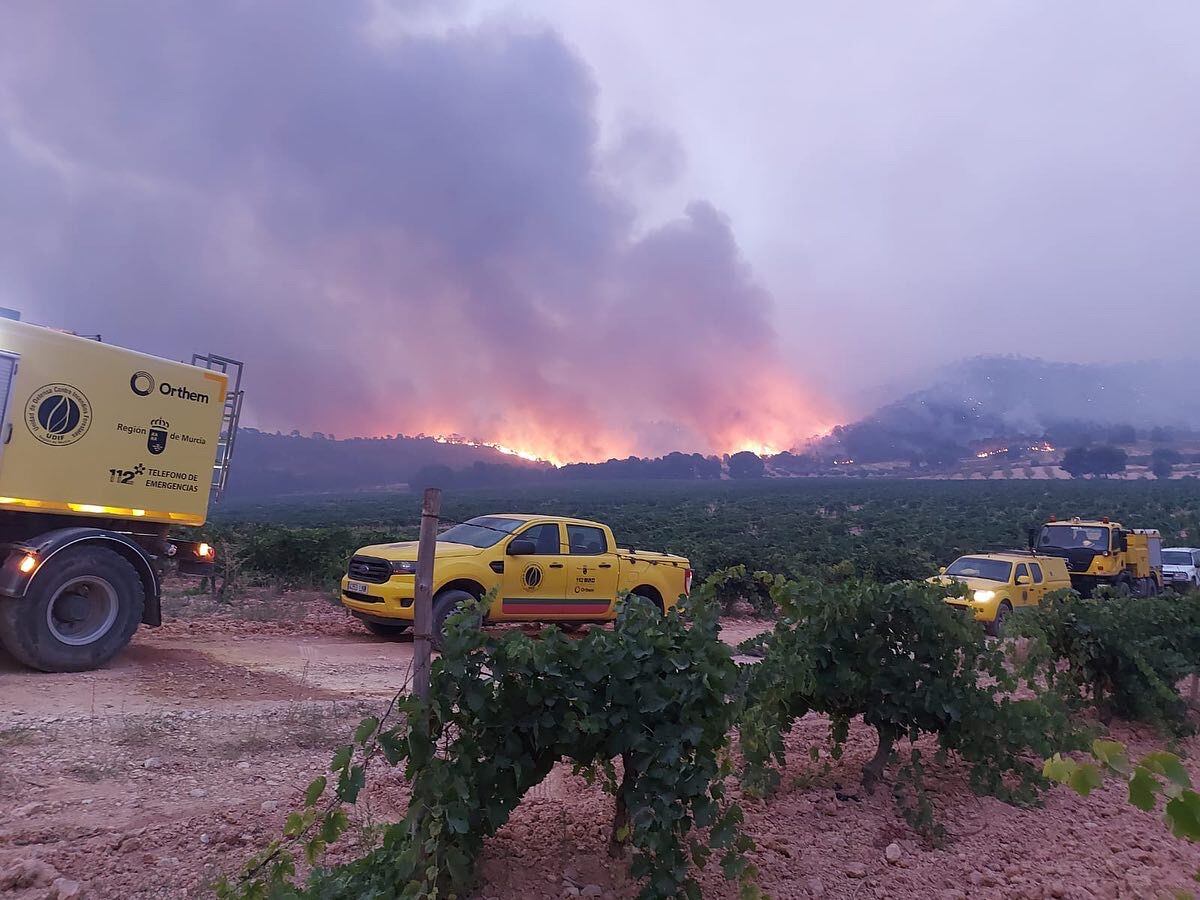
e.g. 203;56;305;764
224;430;550;498
222;356;1200;498
821;356;1200;465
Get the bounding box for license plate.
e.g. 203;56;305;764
347;580;370;594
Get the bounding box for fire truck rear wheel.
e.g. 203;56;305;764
0;546;145;673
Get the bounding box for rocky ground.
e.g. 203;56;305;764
0;586;1197;899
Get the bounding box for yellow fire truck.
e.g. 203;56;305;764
1032;516;1163;597
0;313;243;671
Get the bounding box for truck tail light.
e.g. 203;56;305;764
18;553;37;574
196;543;215;560
684;568;693;595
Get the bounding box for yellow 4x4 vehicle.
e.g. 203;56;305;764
340;514;692;647
1033;517;1163;597
930;552;1072;637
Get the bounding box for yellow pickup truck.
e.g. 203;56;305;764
929;551;1072;637
340;514;692;647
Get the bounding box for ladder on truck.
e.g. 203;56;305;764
191;353;245;501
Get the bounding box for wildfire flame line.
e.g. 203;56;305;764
428;434;559;466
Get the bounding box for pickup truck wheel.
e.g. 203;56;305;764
630;591;664;614
985;602;1012;639
0;546;144;673
362;620;411;640
431;589;479;652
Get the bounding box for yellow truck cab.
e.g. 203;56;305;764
1033;517;1163;597
340;514;692;647
930;552;1072;637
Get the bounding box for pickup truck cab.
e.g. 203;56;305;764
1162;547;1200;590
340;514;692;646
929;552;1072;637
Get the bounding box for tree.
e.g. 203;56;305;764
1060;447;1090;478
728;451;765;479
1061;445;1127;478
1090;444;1128;477
1152;447;1182;480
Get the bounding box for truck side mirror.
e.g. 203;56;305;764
1016;575;1032;585
938;566;947;575
1027;528;1038;550
1116;532;1128;552
507;539;536;556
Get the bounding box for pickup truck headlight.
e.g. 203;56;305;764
390;560;418;575
972;590;996;603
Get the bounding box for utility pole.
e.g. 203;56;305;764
412;487;441;700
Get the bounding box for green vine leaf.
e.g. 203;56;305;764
304;776;327;808
1129;767;1159;812
1166;792;1200;841
354;716;380;745
1143;752;1193;789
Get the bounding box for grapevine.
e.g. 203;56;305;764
220;592;756;900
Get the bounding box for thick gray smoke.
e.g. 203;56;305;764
0;2;826;461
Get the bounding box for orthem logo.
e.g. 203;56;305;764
523;564;543;590
130;370;209;405
25;384;92;446
130;371;155;396
148;418;170;456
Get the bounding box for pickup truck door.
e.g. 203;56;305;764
1014;563;1032;607
1027;562;1045;606
565;524;621;618
500;522;570;619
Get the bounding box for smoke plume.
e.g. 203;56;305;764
0;1;830;461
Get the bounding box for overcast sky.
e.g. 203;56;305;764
2;2;1197;460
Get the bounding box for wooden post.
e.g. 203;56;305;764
412;487;441;701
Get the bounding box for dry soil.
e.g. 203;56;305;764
0;588;1196;899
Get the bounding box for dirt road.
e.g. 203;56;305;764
1;590;1197;899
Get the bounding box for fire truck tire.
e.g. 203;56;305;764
0;546;144;673
431;589;479;652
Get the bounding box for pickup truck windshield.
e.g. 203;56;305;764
1163;551;1194;566
438;516;523;548
1039;525;1110;551
945;557;1013;582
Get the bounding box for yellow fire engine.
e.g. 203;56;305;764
0;313;243;671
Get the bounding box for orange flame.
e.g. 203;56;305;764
400;367;837;464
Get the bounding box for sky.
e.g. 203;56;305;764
2;2;1198;462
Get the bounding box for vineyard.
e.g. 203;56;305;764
187;479;1200;898
214;577;1200;899
209;478;1200;591
6;479;1199;898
